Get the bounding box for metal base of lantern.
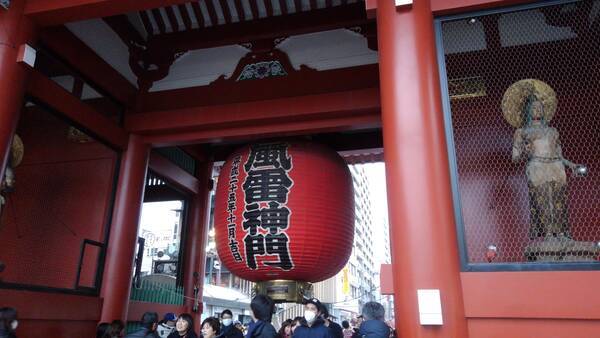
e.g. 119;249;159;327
254;280;312;303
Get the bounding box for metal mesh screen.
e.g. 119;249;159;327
439;1;600;264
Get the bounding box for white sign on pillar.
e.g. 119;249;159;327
417;289;444;325
395;0;413;8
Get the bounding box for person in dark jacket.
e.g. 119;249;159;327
292;298;333;338
246;295;277;338
169;313;198;338
125;312;160;338
319;305;342;338
103;320;125;338
290;317;305;335
218;309;243;338
358;303;389;338
0;307;18;338
200;317;219;338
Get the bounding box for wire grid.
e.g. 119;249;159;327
440;1;600;263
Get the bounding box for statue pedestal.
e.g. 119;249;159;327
525;236;599;262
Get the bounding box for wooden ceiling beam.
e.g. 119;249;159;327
191;2;206;28
126;87;380;136
151;8;167;34
204;0;221;26
147;2;370;53
219;0;233;24
178;4;193;29
165;6;181;32
264;0;274;17
25;0;195;27
38;26;137;107
26;69;129;150
234;0;247;21
139;10;155;36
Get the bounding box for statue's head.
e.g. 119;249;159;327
523;94;546;126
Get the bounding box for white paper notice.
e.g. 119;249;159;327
417;289;443;325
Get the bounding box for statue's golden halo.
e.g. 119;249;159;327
11;134;24;167
501;79;557;128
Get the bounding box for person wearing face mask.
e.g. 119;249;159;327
245;295;277;338
292;298;333;338
218;310;243;338
0;307;18;338
168;313;198;338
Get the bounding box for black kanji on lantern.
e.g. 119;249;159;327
242;203;261;235
241;143;294;271
244;233;266;270
243;168;292;204
264;233;293;270
244;143;292;171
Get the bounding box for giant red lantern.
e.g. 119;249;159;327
214;141;354;300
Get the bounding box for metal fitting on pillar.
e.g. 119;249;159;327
0;0;10;10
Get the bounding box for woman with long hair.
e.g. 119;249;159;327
276;320;292;338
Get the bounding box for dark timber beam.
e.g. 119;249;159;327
147;3;372;53
39;26;137;107
25;0;193;27
26;68;129;150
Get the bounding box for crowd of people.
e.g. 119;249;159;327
0;296;395;338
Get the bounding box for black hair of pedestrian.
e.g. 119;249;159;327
277;319;292;338
0;308;17;334
201;317;221;335
361;302;385;321
341;321;350;329
221;309;233;319
250;295;274;322
96;322;110;338
291;317;306;327
141;312;159;329
179;313;196;333
102;320;124;338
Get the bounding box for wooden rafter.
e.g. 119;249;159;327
264;0;274;17
279;0;289;15
234;0;246;21
152;8;167;34
219;0;233;24
191;2;206;28
39;26;137;106
25;0;193;26
139;10;155;36
249;0;260;20
146;2;369;52
178;4;193;30
165;6;180;32
204;0;220;26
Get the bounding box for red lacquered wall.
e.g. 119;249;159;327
0;105;117;289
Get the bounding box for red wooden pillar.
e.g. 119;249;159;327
376;0;468;337
100;134;150;323
0;0;35;179
183;161;213;333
